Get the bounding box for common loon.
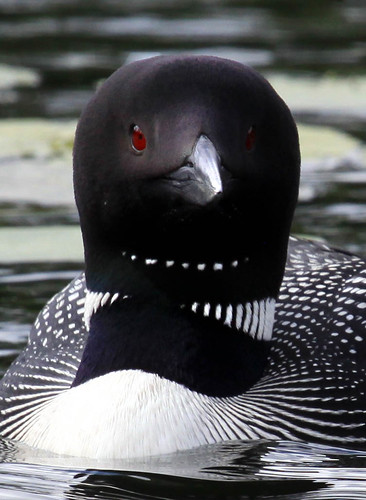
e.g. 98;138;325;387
1;55;366;459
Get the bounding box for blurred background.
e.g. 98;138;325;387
0;2;366;498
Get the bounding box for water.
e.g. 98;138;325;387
0;439;366;499
1;0;366;498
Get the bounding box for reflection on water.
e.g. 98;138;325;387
1;439;366;499
1;0;366;498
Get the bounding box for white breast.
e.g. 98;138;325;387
15;370;259;458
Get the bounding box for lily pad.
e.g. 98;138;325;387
0;119;75;158
0;65;41;90
0;226;83;263
267;74;366;113
299;125;365;166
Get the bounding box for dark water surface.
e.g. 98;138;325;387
1;0;366;498
1;439;366;500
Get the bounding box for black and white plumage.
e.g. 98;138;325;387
1;55;366;458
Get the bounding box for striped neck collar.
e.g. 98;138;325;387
84;290;276;342
84;250;276;342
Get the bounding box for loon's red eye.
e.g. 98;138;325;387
131;125;147;153
245;125;256;151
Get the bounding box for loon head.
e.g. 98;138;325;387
73;55;300;309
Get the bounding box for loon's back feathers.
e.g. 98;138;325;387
1;237;366;453
1;55;366;457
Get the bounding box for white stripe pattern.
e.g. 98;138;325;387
3;366;365;459
186;298;276;341
224;305;233;327
84;290;126;330
84;287;276;341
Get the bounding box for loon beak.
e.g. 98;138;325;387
165;135;223;206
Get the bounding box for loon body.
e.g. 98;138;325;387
1;55;366;458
